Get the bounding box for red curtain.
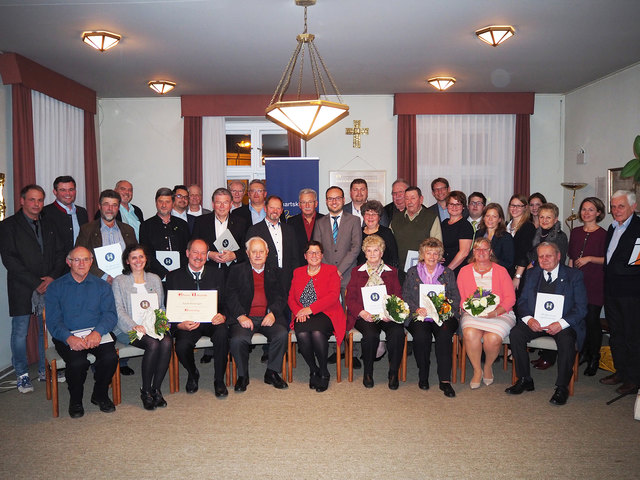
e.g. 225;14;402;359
183;116;203;186
288;131;302;157
397;115;417;186
84;111;99;211
11;84;36;209
514;114;531;196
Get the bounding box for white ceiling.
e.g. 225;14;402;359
1;0;640;98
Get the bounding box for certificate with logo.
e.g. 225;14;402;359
419;284;445;309
94;243;123;279
131;292;159;325
404;250;419;272
156;251;180;271
534;293;565;327
166;290;218;323
214;229;240;252
361;285;388;316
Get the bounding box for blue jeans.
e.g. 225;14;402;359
11;314;45;377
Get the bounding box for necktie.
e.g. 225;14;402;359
193;271;201;290
546;272;552;284
471;220;477;231
33;219;39;237
332;216;340;243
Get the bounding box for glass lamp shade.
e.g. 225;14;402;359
427;77;456;91
148;81;176;94
81;31;121;51
475;26;515;47
266;99;349;141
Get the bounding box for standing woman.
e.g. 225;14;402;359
112;244;172;410
528;203;569;264
476;203;515;275
441;191;474;276
528;192;547;229
507;194;536;290
568;197;606;376
288;241;346;392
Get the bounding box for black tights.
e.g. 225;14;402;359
132;334;173;392
296;330;330;377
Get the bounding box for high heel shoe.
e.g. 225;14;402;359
483;376;494;386
470;376;482;389
140;389;156;411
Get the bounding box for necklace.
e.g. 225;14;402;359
307;266;320;276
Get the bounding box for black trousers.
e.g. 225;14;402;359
510;321;577;388
229;317;287;377
53;338;118;404
605;295;640;384
355;318;405;377
581;303;603;358
174;323;228;382
406;317;457;383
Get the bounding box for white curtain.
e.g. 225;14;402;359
202;116;227;209
416;114;515;209
32;90;85;206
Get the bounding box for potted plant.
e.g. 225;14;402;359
620;135;640;182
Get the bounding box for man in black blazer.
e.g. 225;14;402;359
600;190;640;395
0;184;65;391
165;239;229;397
343;178;389;227
42;175;89;258
225;237;288;392
287;188;324;266
231;179;267;226
506;242;587;405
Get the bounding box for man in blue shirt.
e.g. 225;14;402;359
45;246;118;418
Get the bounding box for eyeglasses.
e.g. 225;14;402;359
299;201;315;206
230;189;244;194
433;186;448;192
391;191;406;197
447;203;463;208
306;251;322;256
469;201;485;207
175;194;189;199
473;248;490;252
509;203;525;209
249;189;264;194
326;196;343;202
68;257;92;263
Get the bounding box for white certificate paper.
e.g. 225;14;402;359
166;290;218;323
361;285;388;315
214;229;240;252
628;238;640;266
156;251;180;271
419;284;445;309
70;328;114;344
94;243;123;278
534;293;565;327
131;292;159;325
404;250;419;272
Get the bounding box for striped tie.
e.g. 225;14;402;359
332;215;340;243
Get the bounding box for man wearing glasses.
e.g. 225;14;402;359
228;181;247;212
171;184;190;223
186;184;211;234
288;188;325;266
467;192;487;235
232;179;269;226
384;178;409;223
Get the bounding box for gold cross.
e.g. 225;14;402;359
345;120;369;148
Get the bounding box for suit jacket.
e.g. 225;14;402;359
230;204;252;226
246;219;300;288
287;212;325;266
165;264;226;325
94;203;144;224
139;215;190;279
191;213;248;270
0;210;66;316
75;219;137;279
384;202;402;224
224;262;287;327
516;264;587;349
186;209;210;233
604;213;640;297
344;201;389;227
42;202;89;256
312;211;362;288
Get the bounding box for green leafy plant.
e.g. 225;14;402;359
620;135;640;182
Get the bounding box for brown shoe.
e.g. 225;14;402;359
599;373;623;385
615;382;639;395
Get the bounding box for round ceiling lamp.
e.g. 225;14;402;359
427;77;456;91
81;31;121;52
475;26;515;47
148;81;176;95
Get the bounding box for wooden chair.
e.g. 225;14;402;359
400;331;460;383
170;337;232;393
229;333;288;385
459;334;509;383
347;329;406;382
286;331;342;383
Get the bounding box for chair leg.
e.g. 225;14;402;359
400;334;408;382
113;352;121;405
503;344;509;371
170;346;179;393
348;333;354;382
281;352;287;381
232;357;237;385
287;333;293;383
460;341;467;384
569;352;578;396
451;333;458;384
511;356;517;384
226;353;232;387
336;343;341;383
45;361;52;400
52;359;59;418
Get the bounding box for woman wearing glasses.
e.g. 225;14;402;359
506;194;536;290
440;191;474;276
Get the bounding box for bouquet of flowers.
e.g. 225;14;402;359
128;309;170;343
463;288;499;317
417;292;454;326
380;294;410;324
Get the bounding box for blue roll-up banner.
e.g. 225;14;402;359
265;157;319;220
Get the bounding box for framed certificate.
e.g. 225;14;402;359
404;250;419;272
361;285;387;315
166;290;218;323
534;293;565;327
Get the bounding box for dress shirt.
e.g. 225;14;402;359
214;215;229;240
249;204;266;225
120;204;141;240
437;203;449;221
265;219;283;268
330;212;343;228
56;200;81;242
351;206;363;224
521;264;569;329
606;214;634;263
188;206;204;216
171;209;188;222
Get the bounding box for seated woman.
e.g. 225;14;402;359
112;244;172;410
346;235;403;389
356;200;399;269
457;238;516;389
402;238;460;397
288;241;346;392
476;203;515;275
441;191;474;276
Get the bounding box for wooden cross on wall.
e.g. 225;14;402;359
345;120;369;148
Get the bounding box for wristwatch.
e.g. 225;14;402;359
515;273;522;279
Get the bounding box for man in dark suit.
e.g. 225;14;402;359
343;178;389;227
506;242;587;405
383;178;409;223
287;188;324;266
42;175;89;257
139;187;190;279
94;180;144;240
0;184;65;392
225;237;289;392
426;177;450;221
165;239;229;397
600;190;640;395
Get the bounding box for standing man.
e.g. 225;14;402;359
467;192;486;237
0;184;65;392
505;242;587;405
384;179;409;223
171;184;190;223
45;246;118;417
228;181;247;212
232;179;267;226
114;180;144;240
427;177;450;221
139;187;190;279
186;184;211;233
600;190;640;395
42;175;89;256
165;239;229;397
288;188;324;266
344;178;389;227
226;237;289;392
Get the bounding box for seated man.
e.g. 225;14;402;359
45;246;118;418
165;239;229;398
505;242;587;405
226;236;288;392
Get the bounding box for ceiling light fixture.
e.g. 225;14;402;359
475;25;515;47
148;80;176;95
265;0;349;141
81;31;121;52
427;77;456;91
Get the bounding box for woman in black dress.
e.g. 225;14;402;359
440;191;473;276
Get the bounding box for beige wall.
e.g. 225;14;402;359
0;85;12;369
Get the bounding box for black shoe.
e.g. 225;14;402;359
264;370;288;389
90;395;116;413
363;373;374;388
152;389;167;408
200;354;213;364
374;351;387;362
352;356;362;369
505;377;535;395
327;353;337;364
439;382;456;398
418;380;430;390
309;372;320;390
186;369;200;394
549;386;569;405
316;375;330;393
388;373;399;390
214;381;228;398
260;352;269;363
578;352;589;365
234;376;249;392
120;365;135;376
140;389;156;411
584;356;600;376
68;402;84;418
